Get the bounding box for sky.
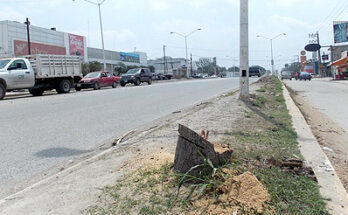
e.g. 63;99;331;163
0;0;347;71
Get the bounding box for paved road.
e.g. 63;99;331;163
0;77;251;195
285;79;348;132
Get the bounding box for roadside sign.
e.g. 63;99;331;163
305;43;321;52
322;55;329;61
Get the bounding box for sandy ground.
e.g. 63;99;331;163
286;85;348;192
0;83;253;215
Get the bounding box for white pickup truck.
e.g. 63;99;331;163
0;55;83;100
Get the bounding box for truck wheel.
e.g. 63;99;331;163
120;82;126;87
29;89;44;97
135;78;140;86
93;82;100;90
148;78;152;85
112;81;117;88
75;87;81;91
0;83;6;100
57;79;71;94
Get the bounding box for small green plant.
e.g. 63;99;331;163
253;95;267;107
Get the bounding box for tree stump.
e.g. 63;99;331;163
173;124;233;177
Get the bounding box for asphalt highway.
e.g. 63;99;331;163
0;77;254;196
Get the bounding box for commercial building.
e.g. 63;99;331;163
0;20;147;73
0;20;87;60
148;56;195;78
88;47;147;72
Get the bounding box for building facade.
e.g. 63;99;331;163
0;20;87;60
0;20;148;73
87;47;147;72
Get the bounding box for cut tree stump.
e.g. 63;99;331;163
173;124;233;177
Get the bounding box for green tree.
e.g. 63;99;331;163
195;58;216;75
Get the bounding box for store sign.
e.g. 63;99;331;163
69;34;85;56
322;55;329;61
14;40;66;56
334;21;348;44
305;43;321;52
120;52;140;63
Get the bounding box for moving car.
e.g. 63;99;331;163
120;68;153;86
249;67;261;77
281;71;292;80
0;55;82;100
75;71;120;91
299;72;312;81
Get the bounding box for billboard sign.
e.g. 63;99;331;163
334;21;348;44
14;40;66;56
69;34;85;56
120;52;140;63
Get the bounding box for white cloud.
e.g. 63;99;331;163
0;7;25;22
149;0;170;11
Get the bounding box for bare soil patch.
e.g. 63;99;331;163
286;84;348;192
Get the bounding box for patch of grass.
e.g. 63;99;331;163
252;95;267;107
256;87;267;93
254;168;328;215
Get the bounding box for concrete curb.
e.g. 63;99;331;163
282;84;348;214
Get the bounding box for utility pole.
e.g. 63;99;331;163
163;45;167;74
190;53;193;76
330;45;335;80
316;32;322;76
240;0;249;99
25;18;31;55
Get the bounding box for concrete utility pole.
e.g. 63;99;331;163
170;28;202;78
190;53;193;76
25;18;31;55
163;45;167;74
240;0;249;99
316;32;322;76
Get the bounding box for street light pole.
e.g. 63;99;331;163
98;2;107;72
170;28;202;78
257;33;286;75
73;0;107;71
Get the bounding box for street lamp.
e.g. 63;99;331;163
257;33;286;75
73;0;107;72
170;28;202;78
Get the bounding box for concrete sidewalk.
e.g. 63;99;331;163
283;84;348;214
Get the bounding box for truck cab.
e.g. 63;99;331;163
0;58;35;90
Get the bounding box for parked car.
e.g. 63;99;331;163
249;67;261;77
0;55;82;100
281;71;292;80
75;71;120;91
120;68;153;86
299;72;312;81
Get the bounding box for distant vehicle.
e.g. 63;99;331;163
193;74;203;78
164;74;173;80
75;72;120;91
249;67;261;77
281;71;292;80
202;74;209;78
299;72;312;81
120;68;153;86
210;75;218;78
0;55;82;100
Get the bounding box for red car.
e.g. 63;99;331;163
75;71;120;91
